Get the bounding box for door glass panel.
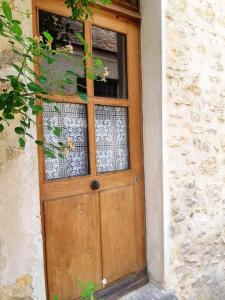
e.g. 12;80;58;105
43;103;89;180
95;105;129;173
92;26;128;99
39;10;86;95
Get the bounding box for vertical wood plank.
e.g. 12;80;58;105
85;20;97;175
100;185;137;282
44;194;102;300
85;20;94;97
127;22;146;271
87;102;97;175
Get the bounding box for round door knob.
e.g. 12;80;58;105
90;180;100;191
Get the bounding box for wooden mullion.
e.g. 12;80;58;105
40;94;89;104
37;96;129;106
85;20;94;97
87;102;97;175
84;20;97;176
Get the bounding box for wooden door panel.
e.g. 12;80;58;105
100;185;137;282
43;171;134;201
34;2;147;298
44;194;101;300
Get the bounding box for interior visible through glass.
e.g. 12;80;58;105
118;0;139;7
95;105;130;173
43;103;89;180
39;10;86;95
92;26;128;99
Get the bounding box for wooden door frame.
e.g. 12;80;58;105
32;0;147;298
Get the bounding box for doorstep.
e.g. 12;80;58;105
119;283;177;300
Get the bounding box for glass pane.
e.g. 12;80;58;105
39;10;86;95
43;103;89;180
92;26;128;99
95;105;129;173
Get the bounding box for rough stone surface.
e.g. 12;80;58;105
164;0;225;299
0;274;33;300
0;1;46;299
2;0;225;300
119;284;177;300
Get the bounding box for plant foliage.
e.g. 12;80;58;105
0;0;110;158
65;0;112;20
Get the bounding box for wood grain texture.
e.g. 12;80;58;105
44;194;102;300
96;1;141;20
36;0;141;20
100;185;137;282
127;21;147;271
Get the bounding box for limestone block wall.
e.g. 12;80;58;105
0;1;46;299
164;0;225;299
2;0;225;299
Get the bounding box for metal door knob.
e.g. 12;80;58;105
90;180;100;190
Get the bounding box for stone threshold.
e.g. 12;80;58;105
119;283;177;300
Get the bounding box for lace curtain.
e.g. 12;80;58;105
95;105;130;173
43;103;89;180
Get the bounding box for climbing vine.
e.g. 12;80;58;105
0;0;111;158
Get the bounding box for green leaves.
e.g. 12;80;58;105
53;127;61;138
100;0;112;4
51;280;100;300
78;92;88;102
79;281;95;300
104;0;112;4
12;63;22;73
65;0;111;20
3;112;14;120
11;22;22;36
0;17;4;32
0;0;110;158
76;32;85;44
0;124;4;132
35;140;44;146
32;104;43;115
42;31;53;42
94;57;104;68
15;127;25;135
44;148;57;159
87;72;95;80
18;137;25;148
0;94;7;110
27;82;43;93
2;0;12;21
54;105;60;114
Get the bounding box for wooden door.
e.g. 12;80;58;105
33;1;146;299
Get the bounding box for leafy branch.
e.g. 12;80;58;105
65;0;112;20
0;0;110;158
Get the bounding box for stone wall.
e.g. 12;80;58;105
2;0;225;299
0;1;46;299
164;0;225;299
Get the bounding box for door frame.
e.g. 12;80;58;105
141;0;165;287
32;0;148;298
